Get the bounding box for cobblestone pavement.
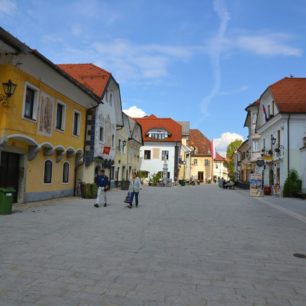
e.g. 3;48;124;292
1;185;306;306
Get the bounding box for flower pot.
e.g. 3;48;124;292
263;186;271;195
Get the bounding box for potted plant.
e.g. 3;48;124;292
263;185;272;195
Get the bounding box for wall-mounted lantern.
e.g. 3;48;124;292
0;80;17;106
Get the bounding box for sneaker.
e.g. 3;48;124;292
136;204;138;207
94;203;99;208
104;203;107;207
127;204;132;208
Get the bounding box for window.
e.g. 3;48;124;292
272;101;275;116
144;150;151;160
205;159;210;166
63;162;69;183
263;138;266;150
268;105;271;117
253;140;259;152
44;160;52;183
252;112;257;124
73;111;81;136
194;159;198;166
118;139;121;151
112;135;115;147
277;130;280;147
161;150;169;160
99;127;104;141
147;129;169;140
24;85;38;120
56;102;66;131
109;92;113;106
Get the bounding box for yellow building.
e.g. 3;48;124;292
0;28;99;203
188;129;213;183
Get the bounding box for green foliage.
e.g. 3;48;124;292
151;172;162;186
138;171;149;179
83;183;98;199
226;139;243;181
283;169;302;197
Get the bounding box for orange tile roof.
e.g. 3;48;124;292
268;77;306;113
134;115;182;142
188;129;211;156
214;152;225;162
58;63;111;97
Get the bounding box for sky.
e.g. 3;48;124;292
1;0;306;155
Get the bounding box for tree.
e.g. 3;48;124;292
283;169;302;197
226;139;243;181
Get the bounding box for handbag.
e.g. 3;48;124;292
124;192;133;204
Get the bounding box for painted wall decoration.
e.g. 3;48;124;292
38;92;54;136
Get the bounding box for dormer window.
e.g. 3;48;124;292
147;129;170;140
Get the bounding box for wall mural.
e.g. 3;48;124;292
38;92;53;136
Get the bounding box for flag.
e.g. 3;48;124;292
263;105;268;122
211;139;216;159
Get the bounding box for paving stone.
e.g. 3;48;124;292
0;185;306;305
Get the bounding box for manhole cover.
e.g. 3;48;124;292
293;253;306;259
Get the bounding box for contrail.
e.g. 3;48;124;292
200;0;230;119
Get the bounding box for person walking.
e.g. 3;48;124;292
94;169;110;207
127;172;141;208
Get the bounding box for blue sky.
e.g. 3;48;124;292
1;0;306;154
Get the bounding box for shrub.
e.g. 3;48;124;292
151;172;162;186
83;183;98;199
283;169;302;197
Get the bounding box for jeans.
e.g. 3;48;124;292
130;191;139;206
96;187;107;205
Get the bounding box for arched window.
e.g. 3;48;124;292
44;160;52;183
63;162;69;183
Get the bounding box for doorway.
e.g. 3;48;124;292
0;152;20;203
198;171;204;182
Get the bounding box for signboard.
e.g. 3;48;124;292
249;173;262;197
263;155;273;161
103;146;111;155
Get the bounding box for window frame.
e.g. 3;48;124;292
62;161;69;184
72;110;81;136
161;150;169;160
99;126;104;142
44;160;53;184
55;100;66;131
23;82;39;121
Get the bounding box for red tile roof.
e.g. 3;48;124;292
188;129;211;156
268;77;306;113
214;152;225;162
58;64;111;97
134;115;182;142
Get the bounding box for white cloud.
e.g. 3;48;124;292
92;39;195;82
214;132;244;156
200;0;230;118
123;106;147;118
236;34;302;57
0;0;17;15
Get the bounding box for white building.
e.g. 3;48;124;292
256;77;306;194
135;115;182;182
213;153;228;181
59;64;123;184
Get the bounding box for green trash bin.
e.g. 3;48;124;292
0;187;15;215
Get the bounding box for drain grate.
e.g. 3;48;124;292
293;253;306;259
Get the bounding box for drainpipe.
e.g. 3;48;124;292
287;114;291;176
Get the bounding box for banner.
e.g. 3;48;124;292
103;146;111;155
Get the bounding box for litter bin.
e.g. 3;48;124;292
0;187;15;215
